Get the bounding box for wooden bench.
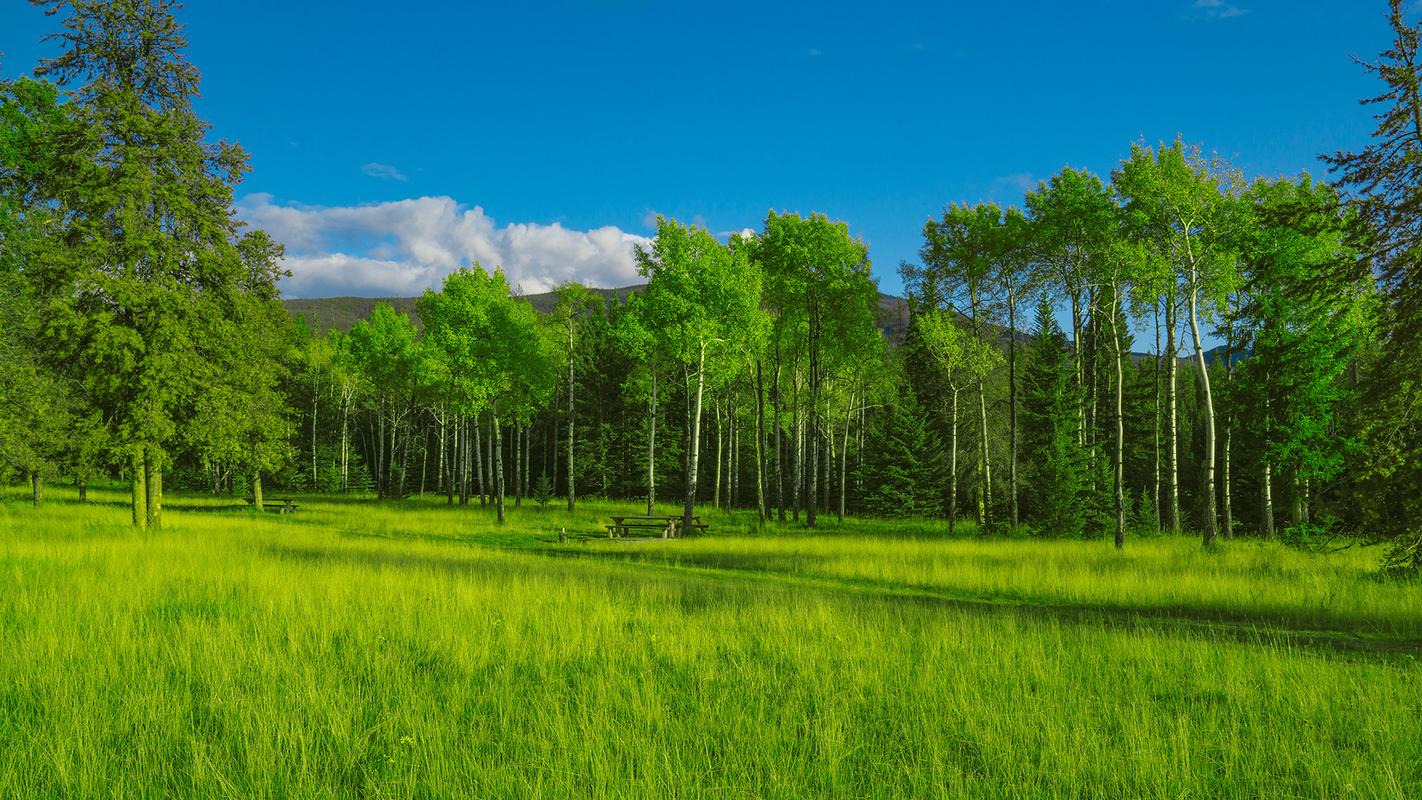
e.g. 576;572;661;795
606;514;707;539
247;497;300;514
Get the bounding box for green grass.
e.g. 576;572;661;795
1;485;1419;798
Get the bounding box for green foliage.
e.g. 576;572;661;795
1020;297;1088;537
1326;1;1422;559
857;387;945;518
532;473;554;510
915;310;1002;389
1233;177;1375;521
636;219;767;383
419;266;558;421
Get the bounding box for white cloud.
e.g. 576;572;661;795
360;162;408;181
1189;0;1248;19
990;172;1037;198
236;193;650;297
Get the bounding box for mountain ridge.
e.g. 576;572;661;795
282;287;1231;364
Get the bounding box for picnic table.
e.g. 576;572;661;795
605;514;708;539
247;496;300;514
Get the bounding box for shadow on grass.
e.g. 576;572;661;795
262;537;1422;663
537;547;1422;662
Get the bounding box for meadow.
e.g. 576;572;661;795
0;485;1418;798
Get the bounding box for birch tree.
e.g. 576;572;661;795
1116;139;1240;546
916;308;1002;535
552;282;600;512
636;218;766;532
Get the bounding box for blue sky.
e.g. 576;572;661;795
0;0;1396;299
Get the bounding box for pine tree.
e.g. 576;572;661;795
1020;296;1088;537
857;387;945;518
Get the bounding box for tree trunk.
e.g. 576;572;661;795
1222;312;1235;539
729;391;738;510
395;399;412;500
1166;298;1180;534
977;379;991;528
807;294;820;530
1153;302;1162;530
1110;287;1126;550
311;381;319;488
514;424;523;508
949;388;960;536
714;398;725;511
1262;459;1275;538
145;448;162;531
1070;288;1085;447
31;473;43;507
1222;419;1233;538
1290;469;1305;528
839;394;852;523
376;409;387;499
494;414;506;523
567;329;577;512
437;412;447;498
791;375;802;522
772;356;785;522
1008;289;1019;529
77;481;87;503
683;346;708;532
1187;279;1218;546
807;413;819;528
755;360;768;525
418;422;427;497
131;451;147;529
552;394;561;498
647;364;658;515
1086;288;1100;480
807;382;819;528
340;391;351;492
473;415;485;507
252;472;264;513
448;414;458;505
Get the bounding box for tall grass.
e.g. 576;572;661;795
0;486;1418;797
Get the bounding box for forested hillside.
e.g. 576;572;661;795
284;286;916;341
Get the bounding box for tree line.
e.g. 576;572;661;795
2;1;1421;570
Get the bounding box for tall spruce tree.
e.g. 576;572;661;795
1326;0;1422;570
857;386;945;518
1021;296;1088;537
24;0;258;528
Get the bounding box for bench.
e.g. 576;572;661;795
247;497;300;514
606;514;707;539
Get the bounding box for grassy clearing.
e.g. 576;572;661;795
0;485;1419;797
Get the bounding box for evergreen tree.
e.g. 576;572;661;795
23;0;261;528
857;386;945;518
1326;0;1422;570
1020;296;1088;537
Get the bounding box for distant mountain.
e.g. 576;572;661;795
284;285;641;334
285;284;915;339
282;288;1232;366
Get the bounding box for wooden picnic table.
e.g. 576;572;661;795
247;496;300;514
606;514;709;539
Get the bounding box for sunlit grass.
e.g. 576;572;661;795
0;484;1418;797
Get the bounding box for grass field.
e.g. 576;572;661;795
1;485;1419;798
